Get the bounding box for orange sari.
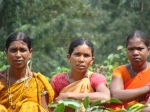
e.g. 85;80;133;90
0;72;54;112
109;65;150;110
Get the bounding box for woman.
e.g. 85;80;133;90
0;32;54;112
51;37;110;111
109;30;150;111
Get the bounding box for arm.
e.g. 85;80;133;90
41;93;49;111
110;76;149;103
55;83;110;102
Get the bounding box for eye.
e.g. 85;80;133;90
137;48;144;51
20;48;27;52
84;54;90;57
74;53;80;56
9;48;17;53
127;48;133;51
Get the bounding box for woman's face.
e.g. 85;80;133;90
67;44;94;73
6;40;32;69
126;37;150;66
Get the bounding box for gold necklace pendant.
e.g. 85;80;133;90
6;67;29;109
7;68;13;107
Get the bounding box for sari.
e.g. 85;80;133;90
58;71;94;112
0;72;54;112
109;65;150;110
60;71;94;93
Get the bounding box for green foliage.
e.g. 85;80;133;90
101;45;129;84
1;0;150;77
48;67;70;81
49;97;146;112
0;51;9;70
104;45;128;72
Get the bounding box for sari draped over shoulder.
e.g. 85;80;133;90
60;71;94;93
59;71;94;112
0;72;54;112
109;65;150;110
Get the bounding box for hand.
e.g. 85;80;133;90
55;92;71;101
146;83;150;86
141;106;150;112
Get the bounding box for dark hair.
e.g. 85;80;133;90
68;37;94;56
126;30;150;48
5;32;32;50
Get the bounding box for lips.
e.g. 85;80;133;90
133;58;141;61
77;65;85;69
14;60;23;63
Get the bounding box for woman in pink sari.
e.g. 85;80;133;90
51;37;110;111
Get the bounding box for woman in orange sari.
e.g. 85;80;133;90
109;30;150;111
0;32;54;112
51;37;110;111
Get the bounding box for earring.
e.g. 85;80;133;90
27;60;32;71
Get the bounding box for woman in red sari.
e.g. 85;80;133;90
51;37;110;112
109;30;150;111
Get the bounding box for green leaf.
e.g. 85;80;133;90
67;104;78;110
53;103;65;112
91;100;101;107
105;108;116;112
108;98;122;104
58;99;81;107
89;106;101;111
128;104;146;112
82;96;90;108
49;102;58;108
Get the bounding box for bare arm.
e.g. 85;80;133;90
55;83;110;102
41;93;49;111
110;76;149;103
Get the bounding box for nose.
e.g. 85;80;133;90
78;55;84;62
132;50;139;55
16;51;21;57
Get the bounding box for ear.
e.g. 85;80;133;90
90;57;95;65
66;54;71;63
148;47;150;56
29;48;33;58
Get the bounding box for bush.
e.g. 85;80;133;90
49;97;146;112
0;51;9;70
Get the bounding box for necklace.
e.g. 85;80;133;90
130;65;138;74
6;68;28;109
67;72;72;83
130;64;148;80
66;71;89;83
130;63;148;75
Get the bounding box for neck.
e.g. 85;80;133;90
8;67;28;80
131;62;148;74
69;70;88;81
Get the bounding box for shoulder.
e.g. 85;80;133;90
51;72;65;80
91;73;106;79
114;65;127;70
90;73;107;90
0;69;7;80
32;72;50;82
33;72;47;78
113;65;128;74
90;73;107;83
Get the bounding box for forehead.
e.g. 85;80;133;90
73;44;92;52
8;40;28;48
127;37;146;47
